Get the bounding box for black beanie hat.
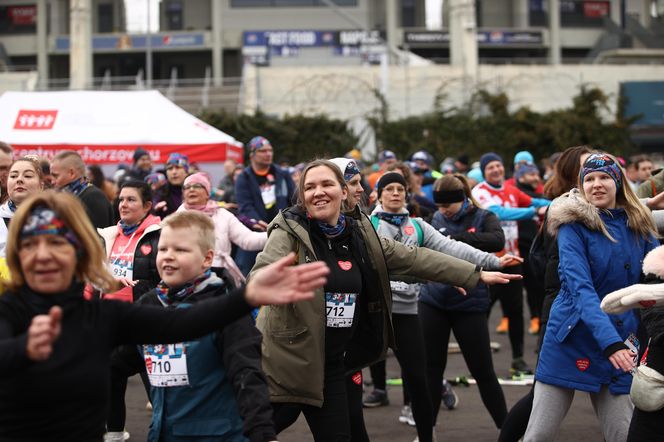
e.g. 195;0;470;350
133;147;149;164
376;172;408;198
479;152;503;176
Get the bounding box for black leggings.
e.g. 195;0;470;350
272;361;351;442
489;264;525;359
519;242;544;320
419;302;507;428
360;313;434;442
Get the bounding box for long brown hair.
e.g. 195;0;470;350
5;191;118;292
543;145;593;199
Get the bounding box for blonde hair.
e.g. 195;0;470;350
161;211;215;254
433;174;481;208
577;152;658;241
5;191;118;292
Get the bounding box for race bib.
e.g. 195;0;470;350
390;281;410;293
261;183;277;208
624;333;640;376
325;292;357;328
110;260;133;281
144;343;189;387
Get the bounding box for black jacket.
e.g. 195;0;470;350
79;185;115;228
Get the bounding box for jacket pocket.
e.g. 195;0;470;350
553;310;580;343
271;326;309;344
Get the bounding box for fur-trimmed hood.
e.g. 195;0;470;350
546;188;607;237
643;245;664;279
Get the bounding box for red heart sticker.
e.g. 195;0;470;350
576;358;590;372
404;225;414;236
140;244;152;255
467;227;477;233
639;300;656;308
352;371;362;385
338;261;352;271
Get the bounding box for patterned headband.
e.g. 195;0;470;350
20;206;81;248
344;160;361;182
580;153;622;190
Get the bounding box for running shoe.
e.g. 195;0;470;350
510;357;534;375
495;317;509;334
441;379;459;410
529;317;540;335
363;389;389;407
399;405;416;426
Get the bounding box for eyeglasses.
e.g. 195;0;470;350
183;183;205;191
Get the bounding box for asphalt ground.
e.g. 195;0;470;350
124;311;606;441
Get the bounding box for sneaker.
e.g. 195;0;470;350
399;405;416;426
495;317;509;334
363;389;389;408
146;401;152;411
441;379;459;410
103;433;125;442
511;357;534;375
528;317;540;335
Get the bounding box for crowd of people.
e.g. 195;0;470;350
0;137;663;442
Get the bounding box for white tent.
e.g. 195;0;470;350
0;90;243;166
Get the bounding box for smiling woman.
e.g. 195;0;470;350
0;190;330;441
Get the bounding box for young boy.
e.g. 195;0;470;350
106;211;276;442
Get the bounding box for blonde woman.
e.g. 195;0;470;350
524;153;659;442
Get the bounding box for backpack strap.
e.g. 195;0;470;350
370;215;380;231
412;219;424;247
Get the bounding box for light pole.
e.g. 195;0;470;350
146;0;153;88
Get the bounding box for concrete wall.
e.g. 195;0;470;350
241;64;664;122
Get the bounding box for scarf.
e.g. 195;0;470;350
315;214;347;238
62;177;90;196
374;211;409;227
155;269;213;306
184;200;219;217
118;214;148;236
7;200;16;213
443;198;473;222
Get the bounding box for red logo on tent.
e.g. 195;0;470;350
14;110;58;130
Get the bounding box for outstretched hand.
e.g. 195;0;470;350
245;252;330;307
26;306;62;362
645;191;664;210
480;271;523;285
498;254;524;268
601;283;664;314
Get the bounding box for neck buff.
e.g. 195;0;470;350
155;269;213;306
20;205;81;248
62;177;90;196
315;213;347;238
184;200;219;217
375;211;409;227
119;214;149;236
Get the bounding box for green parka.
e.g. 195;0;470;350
251;206;481;407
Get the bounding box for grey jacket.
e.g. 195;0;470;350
370;206;500;314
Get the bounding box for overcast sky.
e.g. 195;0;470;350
124;0;444;33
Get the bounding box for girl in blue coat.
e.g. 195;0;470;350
524;153;659;442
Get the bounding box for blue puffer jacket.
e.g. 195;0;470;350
536;190;658;394
419;206;505;313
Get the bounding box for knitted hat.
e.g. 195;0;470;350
411;150;431;165
330;157;361;183
247;136;271;155
515;163;539;181
378;150;397;164
514;151;534;165
184;172;211;195
376;172;407;198
467;167;484;183
144;172;167;188
479;152;503;176
166;153;190;172
580;152;622;190
133;147;149;164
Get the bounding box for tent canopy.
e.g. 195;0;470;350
0;90;243;165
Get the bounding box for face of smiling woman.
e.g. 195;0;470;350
303;165;347;225
19;234;77;294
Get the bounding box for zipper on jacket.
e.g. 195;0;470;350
327;239;332;250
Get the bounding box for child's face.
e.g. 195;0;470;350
157;226;213;287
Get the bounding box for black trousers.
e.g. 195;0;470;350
519;241;545;320
419;302;507;428
627;406;664;442
272;361;351;442
107;346;151;432
360;313;434;442
489;264;525;359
